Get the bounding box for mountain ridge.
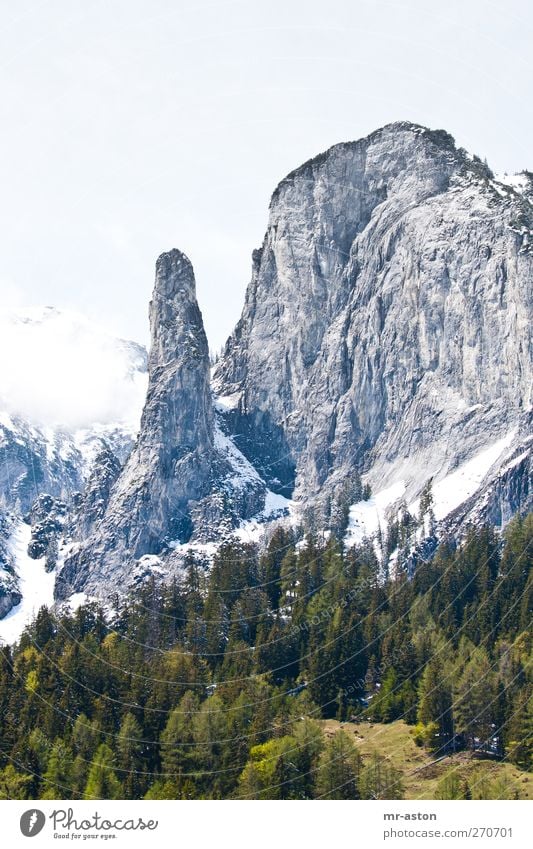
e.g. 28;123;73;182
1;121;531;623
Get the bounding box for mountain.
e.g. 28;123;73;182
2;122;533;616
53;121;532;604
0;307;147;623
56;251;282;598
215;123;531;526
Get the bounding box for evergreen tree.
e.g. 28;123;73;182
192;694;228;776
41;739;73;799
359;752;404;800
238;736;297;800
160;690;200;779
72;713;100;760
260;527;293;609
455;648;497;751
116;713;145;798
434;769;467;800
27;728;51;774
0;764;32;800
504;688;532;769
84;744;123;800
314;730;362;799
417;658;454;751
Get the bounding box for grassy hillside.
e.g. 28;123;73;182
322;719;533;800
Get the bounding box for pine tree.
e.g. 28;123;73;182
84;744;123;800
27;728;51;773
417;659;454;752
314;730;362;799
418;478;436;535
72;713;100;760
41;739;73;799
160;690;200;779
434;769;467;799
260;527;293;609
192;694;227;773
504;687;532;769
359;752;404;800
238;736;298;800
116;713;145;798
290;718;324;799
454;648;497;751
0;764;32;800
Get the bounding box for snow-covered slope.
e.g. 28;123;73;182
495;171;533;202
345;430;527;548
0;520;55;644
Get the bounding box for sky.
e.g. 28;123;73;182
0;0;531;352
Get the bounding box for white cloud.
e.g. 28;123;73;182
0;306;147;430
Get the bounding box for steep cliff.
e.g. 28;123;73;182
214;121;532;526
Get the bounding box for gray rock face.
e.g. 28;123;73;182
0;414;144;618
26;494;67;570
56;249;273;599
0;512;21;618
214;122;532;520
113;249;216;548
56;250;217;597
72;447;122;541
0;416;82;514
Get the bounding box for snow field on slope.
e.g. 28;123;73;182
0;521;55;644
345;481;406;546
409;430;516;521
346;431;517;545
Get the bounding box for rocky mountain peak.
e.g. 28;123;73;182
215;121;532;520
154;248;195;297
51;122;532;603
269;121;466;213
55;249;216;598
149;249;205;367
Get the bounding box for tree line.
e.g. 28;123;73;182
0;512;531;799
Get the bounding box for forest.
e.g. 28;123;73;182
0;511;531;800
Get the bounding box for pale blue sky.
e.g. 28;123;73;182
0;0;531;350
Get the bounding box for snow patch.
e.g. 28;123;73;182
346;480;406;546
495;172;531;195
214;422;263;488
411;431;516;521
263;489;292;516
234;489;293;544
213;392;241;412
65;592;89;612
0;521;56;644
